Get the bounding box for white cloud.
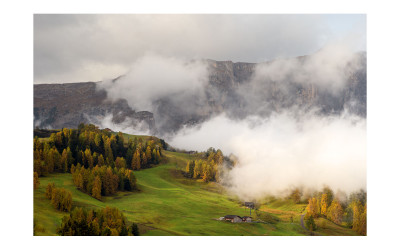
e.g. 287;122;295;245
170;112;366;200
34;14;363;83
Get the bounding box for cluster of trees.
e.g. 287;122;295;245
34;124;163;177
71;164;137;200
45;183;72;212
34;124;164;198
185;148;225;182
300;187;366;235
57;206;139;236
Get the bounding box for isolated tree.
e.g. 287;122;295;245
130;223;140;236
45;183;55;199
34;172;40;189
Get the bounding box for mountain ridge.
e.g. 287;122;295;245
34;53;366;134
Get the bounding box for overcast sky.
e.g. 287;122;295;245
34;14;366;84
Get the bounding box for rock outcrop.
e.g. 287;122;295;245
34;82;155;132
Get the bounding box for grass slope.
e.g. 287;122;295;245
34;151;307;236
34;150;356;236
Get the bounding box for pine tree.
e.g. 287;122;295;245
145;146;152;163
141;152;147;167
46;150;55;173
98;154;105;166
92;175;102;200
152;149;158;164
305;214;317;231
52;148;62;172
61;149;68;173
45;183;55;199
186;160;195;178
156;149;161;163
131;150;141;170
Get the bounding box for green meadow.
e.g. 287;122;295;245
34;149;357;236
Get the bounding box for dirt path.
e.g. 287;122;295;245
301;214;306;230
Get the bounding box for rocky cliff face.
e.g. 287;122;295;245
34;82;155;131
34;53;366;134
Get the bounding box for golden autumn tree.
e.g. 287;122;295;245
131;149;141;170
98;154;105;167
352;201;366;235
327;199;343;225
141;152;147;166
320;193;328;216
145;146;152;163
61;149;68;172
45;182;55;199
92;175;102;200
306;197;319;218
358;205;367;235
193;160;202;179
34;172;40;189
115;157;126;169
202;164;212;182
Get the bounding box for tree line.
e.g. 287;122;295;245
299;187;367;235
57;206;139;236
34;124;163;176
184;148;225;182
34;124;164;198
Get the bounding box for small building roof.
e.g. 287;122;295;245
224;215;242;219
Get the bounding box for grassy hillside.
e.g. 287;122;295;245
34;150;309;236
34;139;359;236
